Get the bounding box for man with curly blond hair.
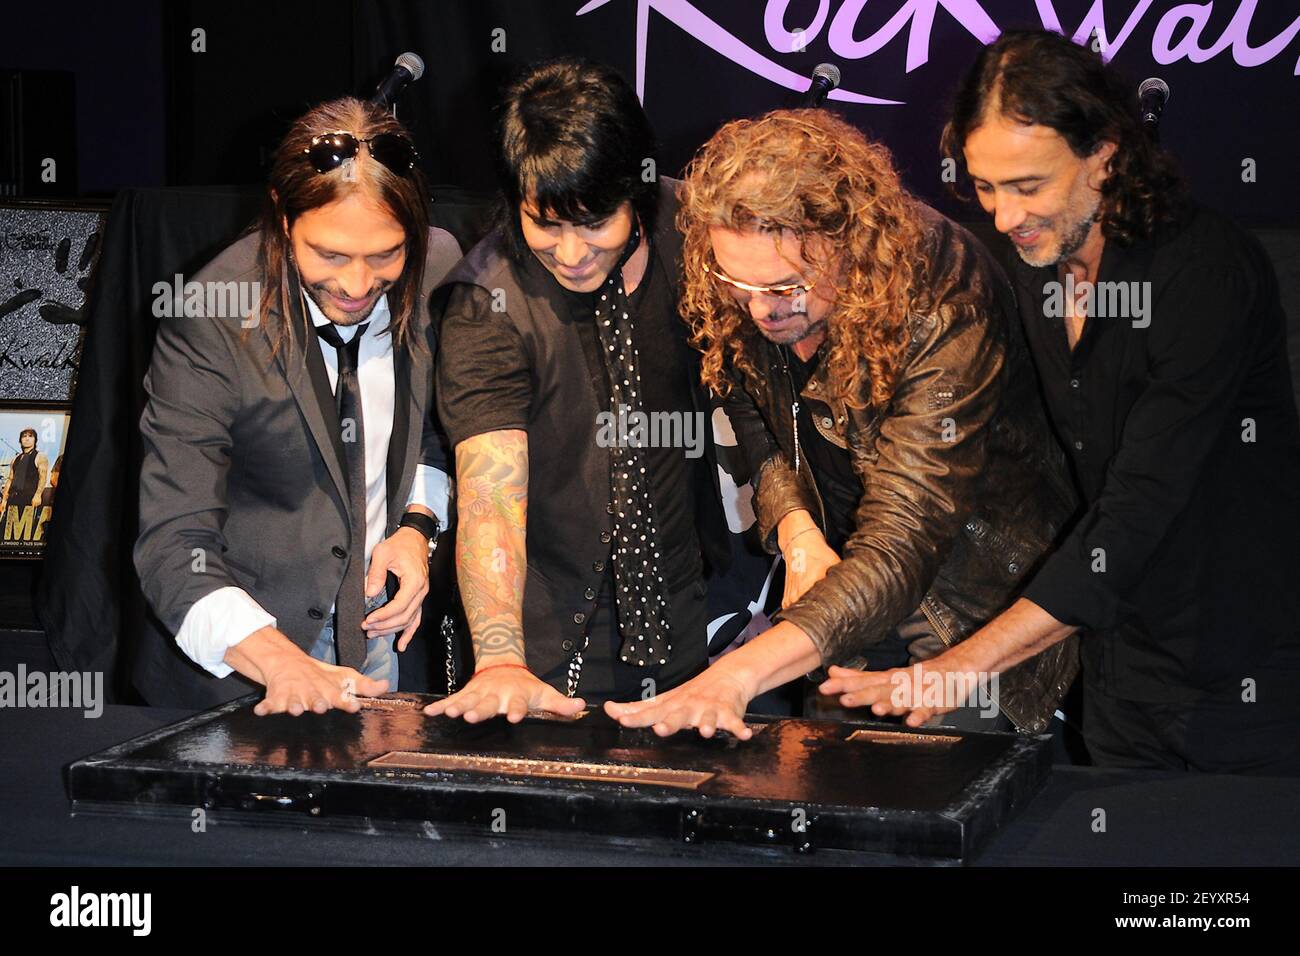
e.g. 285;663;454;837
606;109;1077;739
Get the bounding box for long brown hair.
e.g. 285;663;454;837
253;97;431;358
680;109;929;410
941;30;1184;245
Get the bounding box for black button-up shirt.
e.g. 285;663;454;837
1013;203;1300;701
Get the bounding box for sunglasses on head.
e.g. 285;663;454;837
304;131;419;177
705;265;816;299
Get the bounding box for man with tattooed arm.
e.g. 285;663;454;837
427;59;731;720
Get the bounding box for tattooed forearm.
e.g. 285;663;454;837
454;430;529;665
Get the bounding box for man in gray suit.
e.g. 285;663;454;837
135;97;461;714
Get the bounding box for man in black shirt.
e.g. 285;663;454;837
834;31;1300;774
2;428;48;520
427;59;730;719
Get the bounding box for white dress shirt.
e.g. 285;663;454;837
174;293;450;677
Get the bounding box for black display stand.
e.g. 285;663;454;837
67;693;1051;863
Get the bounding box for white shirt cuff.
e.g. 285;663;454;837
174;587;278;679
405;464;451;533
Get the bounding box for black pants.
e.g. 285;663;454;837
1083;675;1300;775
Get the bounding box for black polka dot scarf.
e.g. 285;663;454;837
592;220;673;667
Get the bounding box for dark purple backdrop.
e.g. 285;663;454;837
6;1;1295;226
351;0;1300;224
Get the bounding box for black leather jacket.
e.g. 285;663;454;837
723;203;1079;734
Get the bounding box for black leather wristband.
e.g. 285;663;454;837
398;510;440;540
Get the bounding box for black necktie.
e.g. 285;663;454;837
315;319;369;670
591;223;674;667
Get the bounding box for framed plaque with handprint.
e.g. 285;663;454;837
0;401;71;558
0;200;107;403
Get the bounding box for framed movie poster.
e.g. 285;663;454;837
0;401;71;558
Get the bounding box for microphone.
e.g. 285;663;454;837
371;52;425;108
1138;77;1170;139
800;63;841;108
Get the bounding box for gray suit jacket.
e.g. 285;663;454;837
133;227;461;708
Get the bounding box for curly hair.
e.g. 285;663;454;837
679;109;929;411
941;30;1184;246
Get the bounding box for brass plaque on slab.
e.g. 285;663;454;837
369;751;715;789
